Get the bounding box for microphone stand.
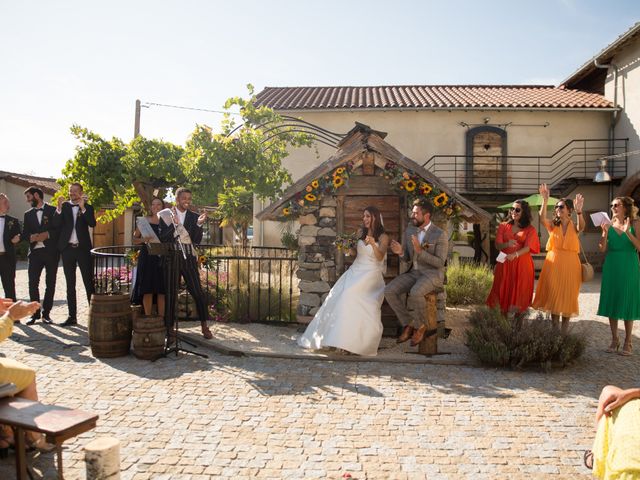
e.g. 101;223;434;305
160;219;208;360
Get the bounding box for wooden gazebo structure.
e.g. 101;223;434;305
257;123;492;320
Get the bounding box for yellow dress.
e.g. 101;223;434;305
593;399;640;479
0;314;36;392
532;221;582;317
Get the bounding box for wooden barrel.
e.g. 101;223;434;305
132;315;166;360
89;294;133;358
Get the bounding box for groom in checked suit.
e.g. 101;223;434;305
53;182;96;326
22;187;59;324
385;198;448;346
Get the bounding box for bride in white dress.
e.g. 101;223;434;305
297;206;389;356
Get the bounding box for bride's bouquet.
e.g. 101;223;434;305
334;231;360;252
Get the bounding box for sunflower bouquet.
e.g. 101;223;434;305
334;231;359;253
124;248;140;266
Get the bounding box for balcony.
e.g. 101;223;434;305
422;138;628;199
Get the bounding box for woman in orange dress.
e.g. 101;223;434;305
486;199;540;315
532;184;585;334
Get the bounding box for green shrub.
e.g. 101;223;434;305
446;260;493;305
465;306;585;370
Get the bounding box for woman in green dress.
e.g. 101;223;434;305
597;196;640;356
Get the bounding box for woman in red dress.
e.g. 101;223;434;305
486;199;540;315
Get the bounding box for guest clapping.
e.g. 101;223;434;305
532;185;585;334
486;199;540;315
597;196;640;355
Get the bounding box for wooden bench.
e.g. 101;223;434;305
0;398;99;479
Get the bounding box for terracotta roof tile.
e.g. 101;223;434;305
0;170;59;195
256;85;614;110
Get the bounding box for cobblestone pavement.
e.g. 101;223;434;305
1;261;638;479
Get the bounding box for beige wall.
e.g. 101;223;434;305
256;109;611;247
607;35;640;176
0;181;55;217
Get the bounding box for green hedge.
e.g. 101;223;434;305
446;260;493;306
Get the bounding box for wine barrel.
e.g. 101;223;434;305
89;294;133;358
132;315;166;360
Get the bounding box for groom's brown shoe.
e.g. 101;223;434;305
410;325;428;346
397;325;414;344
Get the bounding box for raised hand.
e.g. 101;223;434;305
6;301;40;321
539;183;549;200
622;217;632;233
390;239;403;256
574;193;584;213
57;196;65;209
78;195;87;210
197;211;208;226
364;235;375;246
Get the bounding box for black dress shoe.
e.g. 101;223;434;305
42;314;53;324
60;317;78;327
26;318;37;325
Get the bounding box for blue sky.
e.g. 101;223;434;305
1;1;638;177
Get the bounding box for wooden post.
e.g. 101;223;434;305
418;293;438;355
85;437;121;480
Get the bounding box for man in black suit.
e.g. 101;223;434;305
52;182;96;327
159;187;212;339
0;193;21;302
22;187;59;325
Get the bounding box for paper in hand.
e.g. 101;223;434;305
136;217;161;243
590;211;611;228
496;251;507;263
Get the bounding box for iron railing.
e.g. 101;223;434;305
422;138;628;195
92;245;299;323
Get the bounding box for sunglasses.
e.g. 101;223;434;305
611;203;622;209
554;204;565;210
510;207;522;213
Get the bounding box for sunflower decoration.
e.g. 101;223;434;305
404;179;417;192
282;207;291;216
334;167;345;175
125;249;140;266
433;192;449;207
311;180;319;188
333;176;345;188
305;193;317;202
419;183;433;195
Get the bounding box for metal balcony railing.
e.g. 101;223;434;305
422;138;628;195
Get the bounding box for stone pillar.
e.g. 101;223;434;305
296;197;339;319
85;437;121;480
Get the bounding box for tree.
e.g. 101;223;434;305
59;85;312;227
59;126;185;221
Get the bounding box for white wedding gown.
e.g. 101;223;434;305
297;239;385;356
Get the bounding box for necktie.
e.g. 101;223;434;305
35;208;43;212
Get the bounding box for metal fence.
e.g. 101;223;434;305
92;245;299;323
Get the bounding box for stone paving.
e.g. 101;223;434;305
0;261;638;479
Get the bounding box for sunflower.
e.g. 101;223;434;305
304;193;317;202
335;167;345;175
333;176;345;188
283;207;291;216
311;180;319;188
433;192;449;207
198;255;207;265
420;183;433;195
404;179;417;192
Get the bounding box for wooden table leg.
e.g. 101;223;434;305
13;426;27;480
56;444;64;479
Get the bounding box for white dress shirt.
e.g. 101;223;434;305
34;208;45;249
69;204;80;244
176;208;187;225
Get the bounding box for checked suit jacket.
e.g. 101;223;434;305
399;222;448;285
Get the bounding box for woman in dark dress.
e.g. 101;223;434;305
132;197;166;316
